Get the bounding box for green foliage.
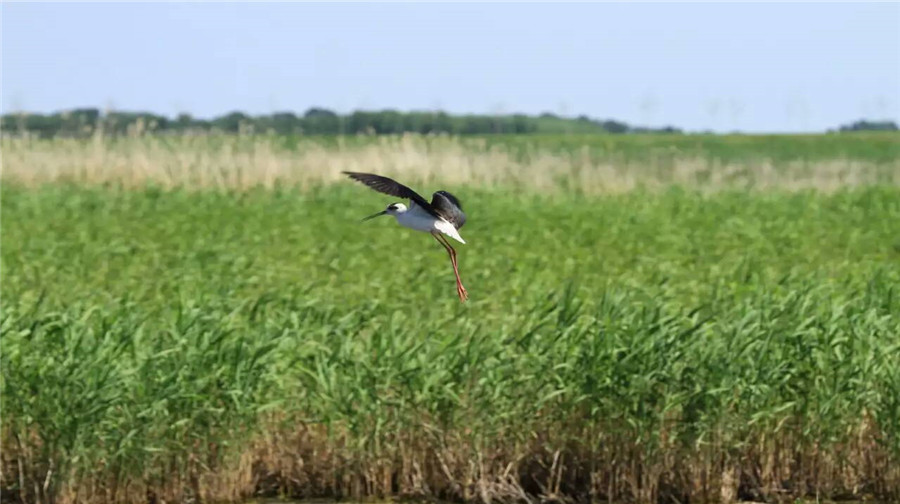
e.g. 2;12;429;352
2;182;899;500
476;131;900;164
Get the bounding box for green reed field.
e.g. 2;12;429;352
2;133;900;504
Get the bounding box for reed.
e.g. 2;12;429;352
3;133;898;194
3;178;899;503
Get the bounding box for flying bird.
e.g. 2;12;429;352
343;171;469;302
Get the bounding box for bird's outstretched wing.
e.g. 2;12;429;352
430;191;466;229
342;172;437;214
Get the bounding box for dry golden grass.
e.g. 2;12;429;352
2;134;897;193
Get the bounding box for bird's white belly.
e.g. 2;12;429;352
395;208;466;243
396;211;442;232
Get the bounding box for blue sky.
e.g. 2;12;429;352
2;2;898;132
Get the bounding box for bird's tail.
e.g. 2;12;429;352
436;219;466;244
446;229;466;244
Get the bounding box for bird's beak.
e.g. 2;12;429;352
361;210;387;222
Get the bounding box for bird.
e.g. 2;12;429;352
342;171;469;302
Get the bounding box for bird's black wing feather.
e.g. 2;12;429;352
342;172;439;217
430;191;467;229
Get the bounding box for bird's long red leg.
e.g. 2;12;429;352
442;237;469;302
434;233;467;302
445;242;468;302
432;232;468;302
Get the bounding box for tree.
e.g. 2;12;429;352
1;106;689;137
261;112;301;134
303;107;337;118
838;120;898;132
213;111;250;133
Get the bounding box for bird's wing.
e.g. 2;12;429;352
430;191;467;229
342;172;438;216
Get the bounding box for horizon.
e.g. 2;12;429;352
3;104;895;135
3;2;899;133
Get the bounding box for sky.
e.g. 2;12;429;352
2;2;898;133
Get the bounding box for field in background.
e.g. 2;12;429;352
2;133;900;504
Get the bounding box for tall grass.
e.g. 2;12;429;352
3;133;900;502
3;175;899;503
3;133;898;193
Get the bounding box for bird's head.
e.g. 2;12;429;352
362;202;407;221
385;202;407;215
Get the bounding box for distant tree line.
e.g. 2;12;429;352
834;120;898;132
2;108;895;138
0;107;684;138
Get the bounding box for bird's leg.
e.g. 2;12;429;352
441;238;469;302
432;232;468;302
433;233;467;302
